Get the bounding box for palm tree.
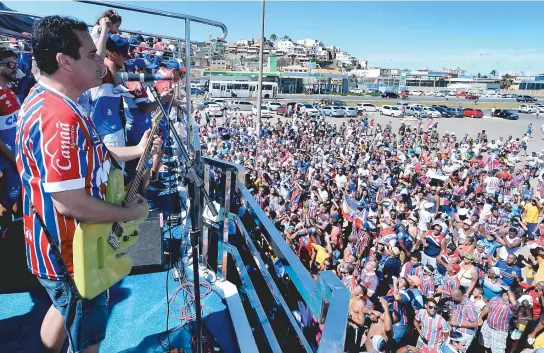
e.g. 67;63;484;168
500;74;514;89
349;74;358;83
490;69;497;78
281;35;291;41
270;34;277;41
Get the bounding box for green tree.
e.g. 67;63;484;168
282;35;291;41
490;69;497;77
270;34;277;41
500;74;514;89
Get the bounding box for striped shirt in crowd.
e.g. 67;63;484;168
415;309;450;350
487;296;515;332
451;298;479;335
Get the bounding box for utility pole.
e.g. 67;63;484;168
256;0;265;139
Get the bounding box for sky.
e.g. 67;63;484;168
4;1;544;75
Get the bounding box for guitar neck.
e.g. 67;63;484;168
125;110;164;203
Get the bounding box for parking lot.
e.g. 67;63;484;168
195;97;544;153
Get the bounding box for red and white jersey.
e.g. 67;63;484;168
0;86;21;150
16;82;112;280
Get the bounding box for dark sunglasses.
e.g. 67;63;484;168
428;305;436;309
0;61;17;69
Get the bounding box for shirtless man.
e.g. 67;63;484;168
364;297;392;353
345;285;371;353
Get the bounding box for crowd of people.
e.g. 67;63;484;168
199;109;544;353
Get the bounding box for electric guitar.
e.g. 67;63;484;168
72;110;163;299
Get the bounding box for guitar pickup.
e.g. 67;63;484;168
108;233;120;250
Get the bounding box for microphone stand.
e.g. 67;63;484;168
148;85;218;353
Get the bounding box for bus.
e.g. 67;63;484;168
209;80;278;99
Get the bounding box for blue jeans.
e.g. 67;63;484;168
392;324;408;343
38;277;109;353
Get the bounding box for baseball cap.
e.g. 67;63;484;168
133;58;157;70
106;35;130;56
451;264;461;273
423;264;434;273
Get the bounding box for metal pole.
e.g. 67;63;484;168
256;0;265;139
185;19;203;353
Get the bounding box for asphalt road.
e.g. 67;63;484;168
277;94;540;104
228;110;544;154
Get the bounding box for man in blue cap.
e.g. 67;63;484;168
85;34;131;150
124;58;172;192
150;58;186;188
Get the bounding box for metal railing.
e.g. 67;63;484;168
201;156;350;353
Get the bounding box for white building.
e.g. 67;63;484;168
335;51;353;65
296;38;323;48
236;39;251;46
275;40;295;51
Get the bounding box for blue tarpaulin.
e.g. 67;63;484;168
0;2;34;35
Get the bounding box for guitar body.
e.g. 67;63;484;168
73;168;149;299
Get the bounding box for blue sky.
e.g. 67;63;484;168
4;1;543;75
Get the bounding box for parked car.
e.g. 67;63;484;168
447;108;465;118
465;94;478;100
266;101;282;111
535;103;544;113
204;103;223;117
409;104;424;109
229;100;254;111
432;105;449;109
356;103;378;112
197;100;219;110
518;104;538;113
321;106;345;117
492;109;519;120
211;99;228;109
191;87;205;95
410;90;424;96
403;106;418;116
464;108;484;118
300;103;320;117
380;105;403;117
381;92;399;99
276;104;288;116
517;95;537;103
433;106;452;117
424;91;436;96
251;105;273;118
422;107;442;118
338;106;358;117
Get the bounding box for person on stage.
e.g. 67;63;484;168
16;16;161;353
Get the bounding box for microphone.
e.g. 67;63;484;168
115;72;165;83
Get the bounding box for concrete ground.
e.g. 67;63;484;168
254;111;544;154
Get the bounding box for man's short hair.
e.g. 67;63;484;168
0;46;16;61
32;15;88;75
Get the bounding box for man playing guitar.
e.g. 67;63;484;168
16;16;161;353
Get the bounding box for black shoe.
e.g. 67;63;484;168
149;179;167;190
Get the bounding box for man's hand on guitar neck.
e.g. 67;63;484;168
137;129;163;156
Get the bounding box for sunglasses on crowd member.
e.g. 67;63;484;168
0;60;17;69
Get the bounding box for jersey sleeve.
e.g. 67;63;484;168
36;106;89;193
